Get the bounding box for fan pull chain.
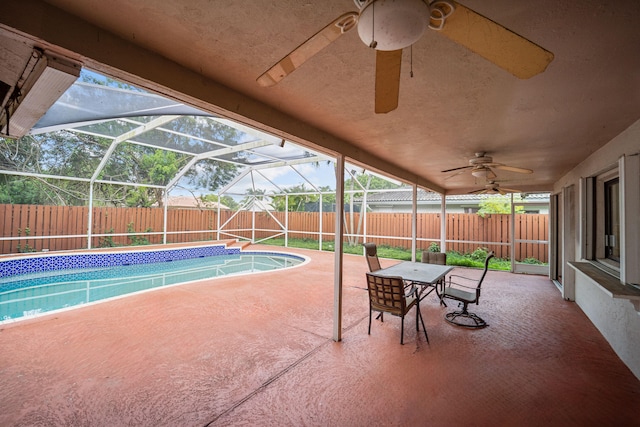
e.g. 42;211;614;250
369;1;377;48
410;45;414;78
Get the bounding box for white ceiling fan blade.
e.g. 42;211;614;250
257;12;358;87
494;164;533;174
433;1;554;79
469;188;487;194
501;187;523;193
375;49;403;114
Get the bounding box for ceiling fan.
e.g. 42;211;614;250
441;152;533;180
256;0;554;114
470;180;522;195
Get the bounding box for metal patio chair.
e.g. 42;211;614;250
422;250;448;305
363;242;382;272
365;272;429;345
440;251;494;328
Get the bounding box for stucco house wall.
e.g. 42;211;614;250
555;118;640;379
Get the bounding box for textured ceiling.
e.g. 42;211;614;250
3;0;640;194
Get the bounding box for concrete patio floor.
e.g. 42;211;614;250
1;244;639;426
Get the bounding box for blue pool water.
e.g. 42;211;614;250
0;251;305;322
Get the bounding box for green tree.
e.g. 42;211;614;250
200;193;239;211
0;117;242;207
1;73;244;206
123;150;180;207
271;184;322;212
0;176;49;204
344;174;400;196
477;195;525;217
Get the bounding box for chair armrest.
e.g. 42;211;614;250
404;285;419;298
446;275;479;290
448;274;478;283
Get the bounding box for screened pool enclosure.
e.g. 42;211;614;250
0;70;549;272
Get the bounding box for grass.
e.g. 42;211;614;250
255;237;532;271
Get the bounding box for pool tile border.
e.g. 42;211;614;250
0;245;243;279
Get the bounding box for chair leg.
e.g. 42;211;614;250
444;302;488;328
416;304;429;343
400;316;405;345
368;307;372;335
438;281;448;307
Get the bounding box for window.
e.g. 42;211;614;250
585;167;620;274
604;178;620;263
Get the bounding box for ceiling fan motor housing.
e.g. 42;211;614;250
357;0;430;50
469;153;493;166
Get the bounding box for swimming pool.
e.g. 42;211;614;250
0;246;306;323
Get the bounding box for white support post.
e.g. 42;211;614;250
285;194;289;247
319;193;324;251
412;184;417;262
87;183;94;249
162;190;169;244
216;192;221;241
333;155;345;342
362;188;368;244
440;193;446;252
251;200;256;243
510;193;516;272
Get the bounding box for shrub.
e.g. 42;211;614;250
99;228;117;248
427;241;440;253
470;247;489;261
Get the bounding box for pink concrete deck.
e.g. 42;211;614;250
1;244;639;426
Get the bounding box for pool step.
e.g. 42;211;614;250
226;240;252;250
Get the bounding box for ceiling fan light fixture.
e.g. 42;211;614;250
471;168;491;178
357;0;429;51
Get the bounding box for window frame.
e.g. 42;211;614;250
582;153;640;288
594;168;621;272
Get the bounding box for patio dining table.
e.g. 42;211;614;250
374;261;453;304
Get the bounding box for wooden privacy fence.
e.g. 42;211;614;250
0;204;548;262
